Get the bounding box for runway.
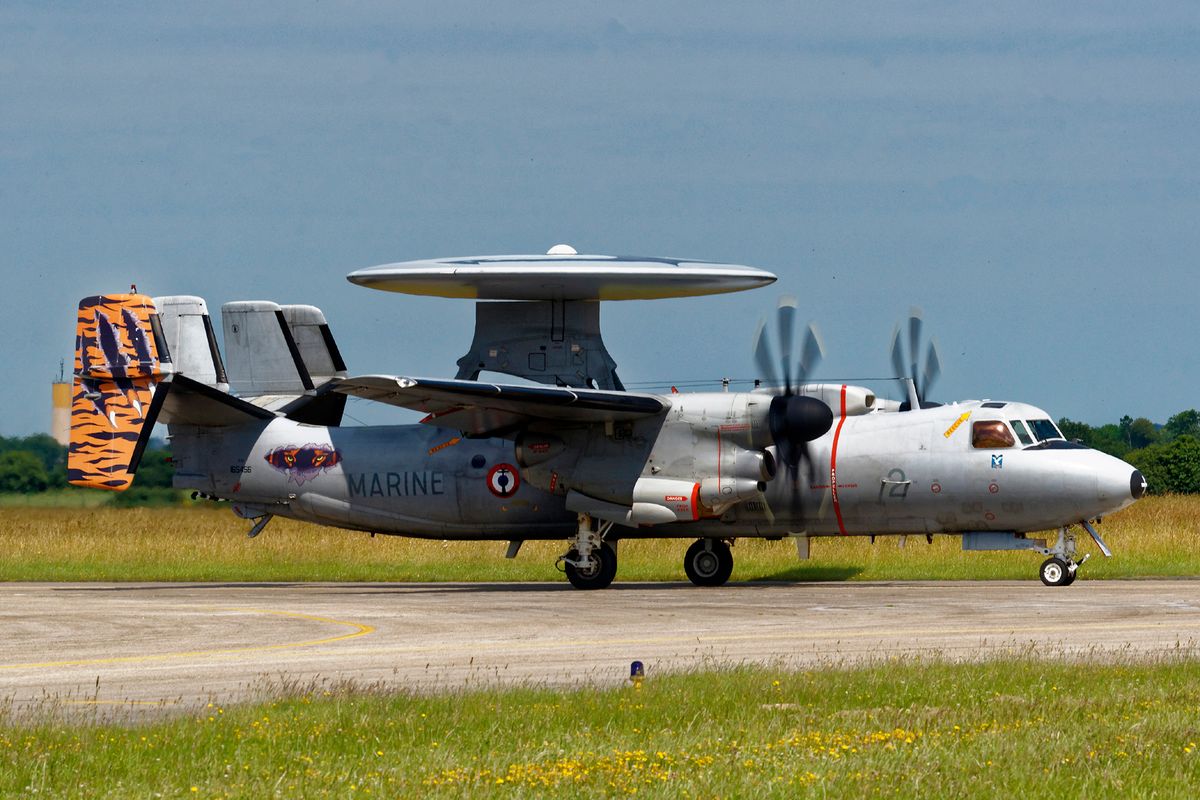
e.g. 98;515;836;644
2;580;1198;718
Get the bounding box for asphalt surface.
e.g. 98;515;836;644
1;580;1198;719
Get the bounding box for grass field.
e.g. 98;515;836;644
3;658;1199;797
0;489;110;509
2;501;1197;797
0;495;1195;583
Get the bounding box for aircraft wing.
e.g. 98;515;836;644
331;375;668;436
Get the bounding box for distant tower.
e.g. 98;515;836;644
51;360;71;446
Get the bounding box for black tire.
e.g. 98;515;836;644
684;539;734;587
1062;568;1078;586
565;542;618;590
1039;557;1071;587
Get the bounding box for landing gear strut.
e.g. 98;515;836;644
558;514;618;590
684;539;734;587
1038;527;1088;587
965;521;1112;586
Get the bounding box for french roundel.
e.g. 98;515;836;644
486;463;520;498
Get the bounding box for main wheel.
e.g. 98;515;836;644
684;539;734;587
1039;557;1071;587
565;542;618;590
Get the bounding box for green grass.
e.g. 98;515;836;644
0;489;111;509
0;496;1197;582
3;658;1199;797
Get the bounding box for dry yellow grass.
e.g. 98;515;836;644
0;495;1196;582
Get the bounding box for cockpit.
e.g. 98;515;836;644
968;402;1084;450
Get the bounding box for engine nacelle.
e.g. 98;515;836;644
734;447;775;482
514;432;566;467
798;384;875;416
700;476;764;510
632;477;701;523
565;477;701;526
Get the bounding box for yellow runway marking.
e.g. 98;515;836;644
331;619;1200;660
0;608;374;671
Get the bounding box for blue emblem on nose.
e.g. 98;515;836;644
991;454;1003;469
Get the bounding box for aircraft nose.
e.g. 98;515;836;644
1130;469;1148;500
1093;453;1144;512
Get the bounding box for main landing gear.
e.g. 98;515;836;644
557;519;738;590
558;514;618;590
684;538;734;587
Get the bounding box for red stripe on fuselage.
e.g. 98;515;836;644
830;384;848;534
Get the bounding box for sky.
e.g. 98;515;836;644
3;2;1198;435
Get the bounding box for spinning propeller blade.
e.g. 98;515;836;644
753;300;834;524
889;308;942;409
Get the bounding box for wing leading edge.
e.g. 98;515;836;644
331;375;668;436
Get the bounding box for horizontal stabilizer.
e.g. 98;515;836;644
156;373;277;427
332;375;666;436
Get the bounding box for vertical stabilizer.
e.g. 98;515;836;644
68;294;169;490
222;301;313;397
153;295;228;391
281;304;348;385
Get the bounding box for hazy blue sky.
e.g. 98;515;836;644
3;2;1197;435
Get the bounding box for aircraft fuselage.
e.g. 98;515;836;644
168;394;1143;543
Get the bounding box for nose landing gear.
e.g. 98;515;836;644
1039;555;1081;587
1038;521;1110;586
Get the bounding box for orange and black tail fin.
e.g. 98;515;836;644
68;294;171;490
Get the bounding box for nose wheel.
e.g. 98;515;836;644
1039;557;1077;587
1036;524;1101;586
684;539;734;587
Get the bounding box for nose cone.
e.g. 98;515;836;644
1094;454;1145;514
1130;469;1148;500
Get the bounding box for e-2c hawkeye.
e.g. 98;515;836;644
67;248;1145;589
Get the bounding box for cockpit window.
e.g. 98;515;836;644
1010;419;1034;446
1027;419;1064;442
972;420;1016;449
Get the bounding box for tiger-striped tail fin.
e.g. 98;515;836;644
68;294;171;490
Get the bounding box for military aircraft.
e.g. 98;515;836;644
67;249;1146;589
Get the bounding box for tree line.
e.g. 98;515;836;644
0;434;175;502
1058;410;1200;494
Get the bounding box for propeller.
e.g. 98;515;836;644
889;307;942;410
752;297;834;520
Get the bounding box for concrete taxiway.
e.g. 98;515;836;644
1;580;1197;717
